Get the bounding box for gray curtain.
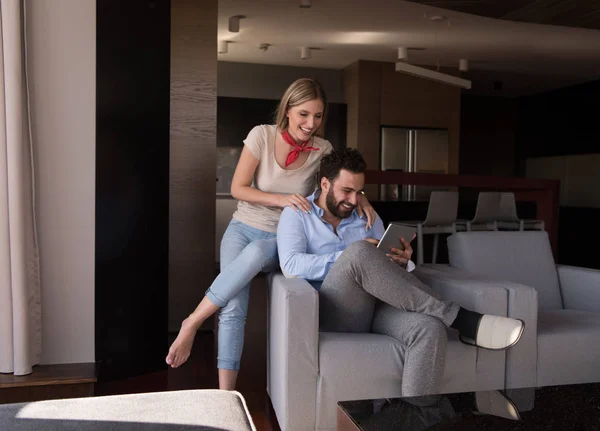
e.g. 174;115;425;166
0;0;42;376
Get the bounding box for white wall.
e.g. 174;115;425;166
27;0;96;364
217;61;344;102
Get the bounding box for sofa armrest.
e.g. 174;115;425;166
415;265;539;390
415;266;507;315
418;265;538;326
557;265;600;313
267;273;319;431
414;266;508;390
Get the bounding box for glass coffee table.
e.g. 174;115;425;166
337;382;600;430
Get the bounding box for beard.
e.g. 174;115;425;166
325;188;356;219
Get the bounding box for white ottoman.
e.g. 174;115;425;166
0;389;256;430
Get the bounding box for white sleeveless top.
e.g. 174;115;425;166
232;124;333;233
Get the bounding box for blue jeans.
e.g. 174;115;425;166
206;219;278;371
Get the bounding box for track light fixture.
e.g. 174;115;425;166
395;62;471;89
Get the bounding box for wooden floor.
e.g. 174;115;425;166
95;274;279;431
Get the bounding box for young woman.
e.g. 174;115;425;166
166;78;375;390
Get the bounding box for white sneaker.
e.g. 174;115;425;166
460;315;525;350
475;390;521;421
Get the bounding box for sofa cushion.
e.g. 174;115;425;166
448;231;562;310
537;309;600;387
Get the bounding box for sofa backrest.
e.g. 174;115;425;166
448;231;562;310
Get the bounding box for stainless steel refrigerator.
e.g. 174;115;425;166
380;127;450;201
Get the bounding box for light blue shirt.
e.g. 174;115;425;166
277;191;415;290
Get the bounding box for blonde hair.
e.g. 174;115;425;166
274;78;328;137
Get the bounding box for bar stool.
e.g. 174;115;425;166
498;192;545;231
394;191;466;265
468;192;545;231
467;192;502;231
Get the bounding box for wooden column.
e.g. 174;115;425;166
342;62;359;150
343;60;462;199
343;60;382;197
169;0;217;331
379;63;461;174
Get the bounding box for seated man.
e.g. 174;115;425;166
276;148;524;397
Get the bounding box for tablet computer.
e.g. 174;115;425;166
377;223;417;252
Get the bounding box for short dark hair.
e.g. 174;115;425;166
319;148;367;186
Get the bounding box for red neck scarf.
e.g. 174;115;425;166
281;129;319;167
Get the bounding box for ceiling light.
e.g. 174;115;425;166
228;15;245;33
299;0;311;8
301;47;311;59
429;15;447;22
258;43;270;52
395;62;471;89
218;41;229;54
459;59;469;72
397;47;408;60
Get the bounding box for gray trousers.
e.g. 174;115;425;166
319;240;461;396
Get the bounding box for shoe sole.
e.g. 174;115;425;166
459;319;526;351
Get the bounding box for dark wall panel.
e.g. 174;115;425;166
217;97;347;151
517;79;600;164
516;79;600;269
460;95;517;177
95;0;170;381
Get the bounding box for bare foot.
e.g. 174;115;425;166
166;317;198;368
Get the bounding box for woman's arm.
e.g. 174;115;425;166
231;146;311;212
356;192;376;231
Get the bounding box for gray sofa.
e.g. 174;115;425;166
441;231;600;389
266;271;510;431
0;389;256;430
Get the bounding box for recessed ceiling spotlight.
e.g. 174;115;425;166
228;15;246;33
429;15;447;22
299;0;311;8
258;43;270;52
